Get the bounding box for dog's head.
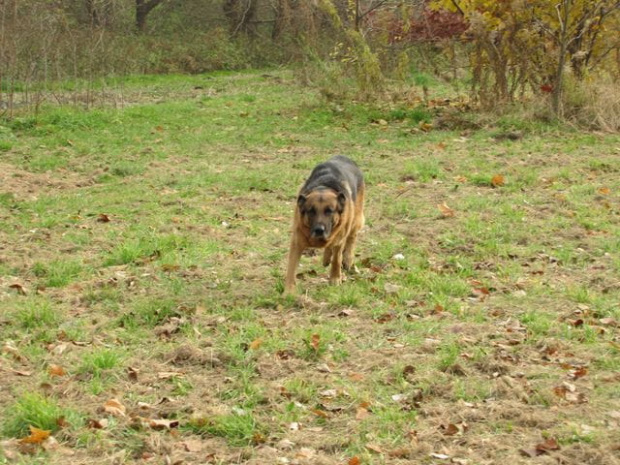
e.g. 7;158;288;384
297;189;346;244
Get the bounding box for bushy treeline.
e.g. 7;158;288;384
1;0;619;128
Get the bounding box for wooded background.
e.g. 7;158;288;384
1;0;619;125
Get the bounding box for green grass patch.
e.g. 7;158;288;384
0;69;618;463
2;393;80;438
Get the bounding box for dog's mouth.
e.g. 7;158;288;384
309;234;328;245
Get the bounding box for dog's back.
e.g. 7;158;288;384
301;155;364;200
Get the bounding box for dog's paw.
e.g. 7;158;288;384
283;284;297;296
346;264;360;275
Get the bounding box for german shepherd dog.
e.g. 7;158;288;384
284;155;365;293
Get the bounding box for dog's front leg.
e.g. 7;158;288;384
284;236;304;294
322;246;332;267
329;244;344;285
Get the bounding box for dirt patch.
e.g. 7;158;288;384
0;163;97;201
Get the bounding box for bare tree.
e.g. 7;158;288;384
136;0;165;32
223;0;257;36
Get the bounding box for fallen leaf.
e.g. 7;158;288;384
127;366;139;382
157;371;185;379
160;263;180;272
599;317;618;327
451;459;469;465
348;457;361;465
316;363;332;373
472;287;490;296
295;447;316;459
536;438;560;453
403;365;416;379
276;349;295;360
553;383;587;404
148;418;180;430
10;369;33;377
597;187;611;195
310;334;320;352
137;401;152;410
521;438;561;456
320;389;338;398
40;435;74;456
419;121;433;132
519;448;540;458
382;448;408;458
310;408;329;418
491;174;505;187
249;338;263;350
96;213;111;223
438;202;455;217
439;423;459;436
19;426;51;444
87;418;108;429
376;311;397;323
40;435;59;451
51;343;68;356
56;417;70;429
569;367;588;380
0;341;25;358
8;283;27;295
48;364;66;377
276;438;296;450
384;283;401;294
365;443;382;453
356;407;370;420
103;398;126;417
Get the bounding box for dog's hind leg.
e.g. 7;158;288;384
342;233;358;271
343;192;365;271
322;246;332;267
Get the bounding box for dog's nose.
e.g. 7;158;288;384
312;225;326;237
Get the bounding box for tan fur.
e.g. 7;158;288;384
284;184;365;293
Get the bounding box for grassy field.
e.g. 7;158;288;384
0;70;619;465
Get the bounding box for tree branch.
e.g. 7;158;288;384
358;0;390;22
450;0;465;16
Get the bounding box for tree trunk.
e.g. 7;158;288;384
552;0;571;117
136;0;164;32
272;0;289;40
86;0;101;27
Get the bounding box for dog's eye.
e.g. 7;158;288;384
324;208;333;215
306;208;316;216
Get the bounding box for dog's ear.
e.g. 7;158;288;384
297;194;307;209
337;192;347;212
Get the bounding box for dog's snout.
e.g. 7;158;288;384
312;225;326;237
